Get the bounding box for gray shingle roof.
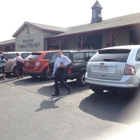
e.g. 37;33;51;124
91;0;103;9
13;21;68;37
0;39;15;46
52;12;140;38
28;22;68;32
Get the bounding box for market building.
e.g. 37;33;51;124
1;0;140;52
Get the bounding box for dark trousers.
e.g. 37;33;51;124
17;63;24;76
0;66;5;74
55;68;70;94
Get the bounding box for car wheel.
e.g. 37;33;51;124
13;67;18;76
76;71;86;86
43;69;52;80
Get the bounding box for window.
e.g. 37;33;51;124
85;52;95;62
135;49;140;61
90;49;131;62
106;43;115;47
4;53;16;59
73;53;85;63
21;53;31;59
49;52;70;63
43;53;53;59
26;53;42;60
63;52;70;58
50;53;57;63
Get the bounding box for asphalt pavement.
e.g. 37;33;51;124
0;75;140;140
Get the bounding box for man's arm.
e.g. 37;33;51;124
63;56;71;66
53;58;58;74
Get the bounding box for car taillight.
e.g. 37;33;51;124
124;64;135;75
35;61;41;66
67;66;72;74
48;65;50;71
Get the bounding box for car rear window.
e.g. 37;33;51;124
43;53;53;59
21;53;31;59
89;49;131;62
4;53;16;59
26;53;42;60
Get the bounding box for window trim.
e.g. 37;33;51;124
135;49;140;61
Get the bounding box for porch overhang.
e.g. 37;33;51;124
47;23;140;40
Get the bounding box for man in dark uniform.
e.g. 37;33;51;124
52;49;72;96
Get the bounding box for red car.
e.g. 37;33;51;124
23;50;57;80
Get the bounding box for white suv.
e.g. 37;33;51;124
85;45;140;94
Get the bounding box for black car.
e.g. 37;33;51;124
47;50;97;86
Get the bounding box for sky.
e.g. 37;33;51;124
0;0;140;42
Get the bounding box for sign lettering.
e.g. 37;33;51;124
18;39;40;48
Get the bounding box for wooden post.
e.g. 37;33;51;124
104;31;121;47
56;39;65;50
47;39;50;50
110;32;113;47
77;36;87;50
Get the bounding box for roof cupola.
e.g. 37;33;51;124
91;0;103;23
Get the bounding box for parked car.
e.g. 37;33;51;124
47;50;97;86
85;45;140;94
23;50;57;80
0;52;31;76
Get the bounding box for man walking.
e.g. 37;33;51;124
52;49;72;96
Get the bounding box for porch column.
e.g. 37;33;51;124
77;36;87;50
56;39;65;50
104;31;121;47
47;39;50;50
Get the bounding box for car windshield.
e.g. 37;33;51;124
89;49;131;62
4;53;16;59
26;53;42;60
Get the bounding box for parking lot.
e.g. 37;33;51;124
0;75;140;140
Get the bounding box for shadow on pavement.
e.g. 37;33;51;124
37;80;88;97
35;97;64;112
36;81;89;112
12;77;51;86
79;91;140;125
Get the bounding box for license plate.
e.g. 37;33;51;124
26;62;29;65
99;66;108;72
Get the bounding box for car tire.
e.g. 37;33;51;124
76;71;86;86
13;67;18;76
43;68;52;80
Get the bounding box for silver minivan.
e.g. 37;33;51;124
85;45;140;93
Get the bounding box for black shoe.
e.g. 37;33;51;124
68;87;72;94
52;93;60;96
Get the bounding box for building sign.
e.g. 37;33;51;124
18;39;40;48
25;26;30;37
